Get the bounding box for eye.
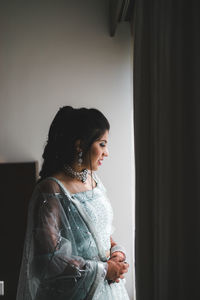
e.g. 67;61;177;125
100;143;106;147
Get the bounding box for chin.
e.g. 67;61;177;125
92;165;99;171
87;163;99;171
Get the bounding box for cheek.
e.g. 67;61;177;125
91;146;101;158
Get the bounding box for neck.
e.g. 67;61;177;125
63;164;91;183
70;163;91;173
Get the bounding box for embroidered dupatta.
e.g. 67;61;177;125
17;177;108;300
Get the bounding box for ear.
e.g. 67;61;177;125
74;139;82;152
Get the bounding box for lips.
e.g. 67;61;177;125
98;159;103;165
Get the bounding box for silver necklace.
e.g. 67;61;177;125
63;164;89;183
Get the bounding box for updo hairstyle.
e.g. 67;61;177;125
39;106;110;180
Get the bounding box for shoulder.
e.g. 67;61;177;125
30;178;66;214
35;177;63;195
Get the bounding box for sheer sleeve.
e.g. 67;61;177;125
17;179;107;300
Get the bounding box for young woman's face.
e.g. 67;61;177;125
85;130;109;171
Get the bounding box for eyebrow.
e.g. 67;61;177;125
99;139;107;143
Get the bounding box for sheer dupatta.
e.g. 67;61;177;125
17;177;107;300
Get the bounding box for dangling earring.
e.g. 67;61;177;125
78;151;83;166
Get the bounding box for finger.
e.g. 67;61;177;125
110;254;117;258
111;255;124;261
123;264;129;270
120;267;128;274
122;269;128;274
113;258;124;262
110;257;123;262
122;267;128;273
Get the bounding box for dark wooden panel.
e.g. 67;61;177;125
0;162;38;299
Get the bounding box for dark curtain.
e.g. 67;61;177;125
133;1;200;300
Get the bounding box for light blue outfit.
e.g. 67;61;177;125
68;173;130;300
17;172;130;300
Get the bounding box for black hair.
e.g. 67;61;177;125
39;106;110;180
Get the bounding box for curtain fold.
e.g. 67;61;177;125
133;1;200;299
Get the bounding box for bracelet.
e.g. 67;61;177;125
110;245;126;259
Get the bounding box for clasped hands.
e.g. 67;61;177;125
106;251;129;284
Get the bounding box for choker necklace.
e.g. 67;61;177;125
63;164;89;183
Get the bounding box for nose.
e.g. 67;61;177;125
103;147;109;157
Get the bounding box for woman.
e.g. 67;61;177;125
17;106;130;300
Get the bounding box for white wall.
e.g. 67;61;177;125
0;0;135;298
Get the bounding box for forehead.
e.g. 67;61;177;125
97;130;109;141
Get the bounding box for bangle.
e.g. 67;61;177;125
110;245;126;259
